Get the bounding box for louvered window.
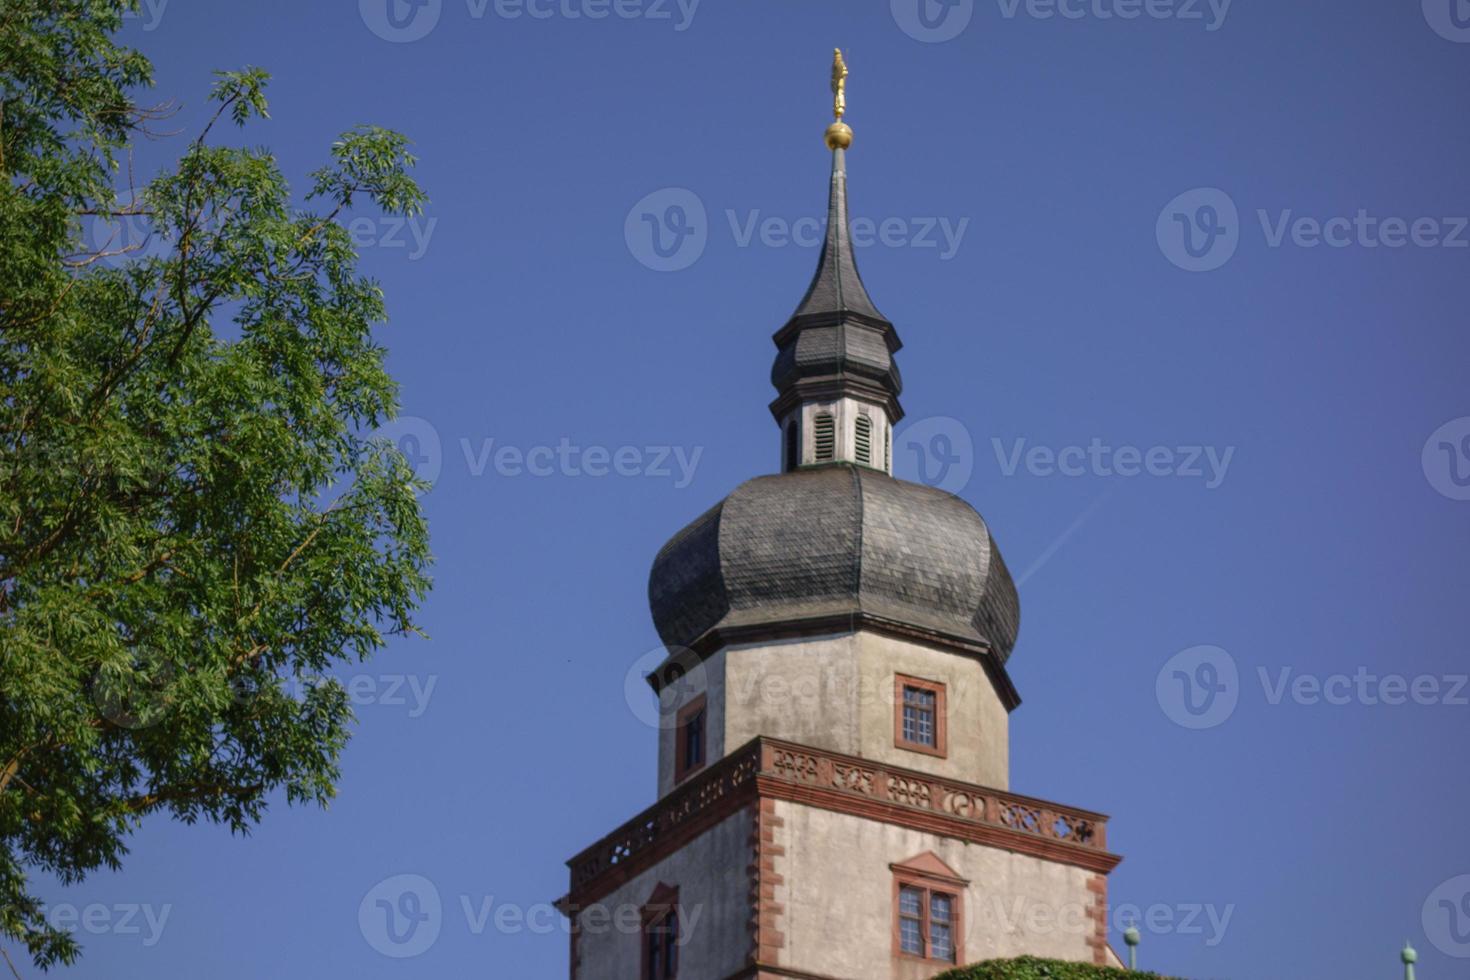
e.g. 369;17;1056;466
813;414;836;462
854;415;873;466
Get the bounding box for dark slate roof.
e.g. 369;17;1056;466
769;148;904;422
790;147;885;322
648;465;1020;664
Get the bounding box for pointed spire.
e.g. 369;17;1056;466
794;49;882;324
788;145;886;323
770;49;903;429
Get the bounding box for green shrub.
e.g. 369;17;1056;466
934;955;1173;980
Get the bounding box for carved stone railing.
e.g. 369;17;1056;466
564;737;1114;905
758;739;1109;852
566;740;763;893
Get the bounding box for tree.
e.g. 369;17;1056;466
935;956;1174;979
0;1;433;968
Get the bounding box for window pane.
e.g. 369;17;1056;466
899;886;925;956
684;709;704;767
930;893;952;923
904;687;936;709
647;913;678;979
899;916;924;955
662;928;678;978
931;922;954;962
902;687;936;747
899;886;922;917
647;934;662;980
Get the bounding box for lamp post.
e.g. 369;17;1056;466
1123;921;1141;971
1402;941;1417;980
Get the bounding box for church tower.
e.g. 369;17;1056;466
559;51;1123;979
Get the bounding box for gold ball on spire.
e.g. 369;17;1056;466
825;121;853;150
826;49;852;149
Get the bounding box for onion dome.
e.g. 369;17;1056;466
648;465;1020;665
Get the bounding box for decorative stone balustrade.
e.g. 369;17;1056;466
564;737;1117;906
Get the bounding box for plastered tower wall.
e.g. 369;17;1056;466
570;810;754;980
657;633;1010;800
770;802;1114;979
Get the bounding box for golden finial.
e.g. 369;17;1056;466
825;48;853;150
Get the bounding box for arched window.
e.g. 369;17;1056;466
813;414;836;463
854;415;873;466
784;419;799;472
641;883;681;979
884;424;891;472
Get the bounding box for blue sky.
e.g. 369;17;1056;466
39;0;1470;977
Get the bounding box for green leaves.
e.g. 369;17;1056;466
208;68;271;127
311;127;429;218
0;1;432;969
934;956;1175;980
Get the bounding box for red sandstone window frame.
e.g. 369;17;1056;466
673;694;708;783
891;858;966;965
894;674;948;758
641;882;680;979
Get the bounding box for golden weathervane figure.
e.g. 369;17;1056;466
825;48;854;150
